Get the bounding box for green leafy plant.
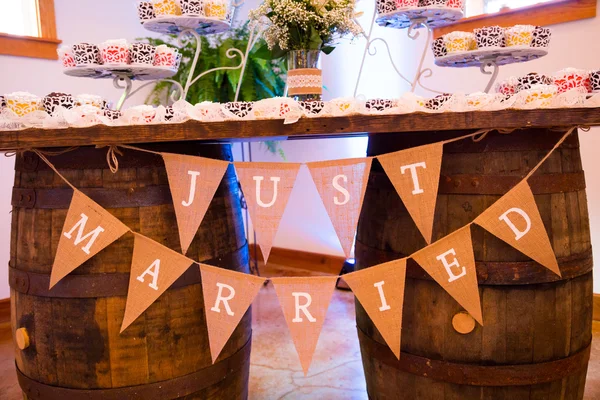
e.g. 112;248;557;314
142;22;287;158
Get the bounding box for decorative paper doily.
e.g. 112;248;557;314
434;47;548;68
142;16;231;35
63;65;177;80
376;6;464;29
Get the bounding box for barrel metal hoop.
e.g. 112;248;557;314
16;333;251;400
9;242;249;298
355;241;593;285
357;328;591;387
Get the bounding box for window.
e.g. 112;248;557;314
0;0;61;60
465;0;556;17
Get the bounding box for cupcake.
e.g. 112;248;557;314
204;0;229;19
425;93;452;110
377;0;398;14
504;25;535;47
446;0;464;8
174;52;183;70
521;84;557;107
130;105;157;123
76;94;106;109
100;39;130;65
431;37;447;57
553;68;591;94
154;45;179;68
590;70;600;93
180;0;204;15
224;101;254;118
422;0;447;6
137;1;156;22
397;0;419;7
164;106;175;121
43;92;75;114
72;43;102;66
5;92;41;117
366;99;395;112
151;0;181;16
531;26;551;48
103;109;123;121
495;77;519;96
0;95;6;110
443;31;476;53
474;26;505;48
130;42;156;65
299;101;325;116
516;72;553;92
57;45;76;68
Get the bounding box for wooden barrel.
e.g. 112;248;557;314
355;129;593;399
9;143;250;400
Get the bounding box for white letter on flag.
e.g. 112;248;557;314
182;170;200;207
499;207;532;241
211;282;236;316
137;259;161;290
400;162;427;195
332;174;350;206
292;292;317;323
253;176;280;208
436;249;467;283
63;213;105;255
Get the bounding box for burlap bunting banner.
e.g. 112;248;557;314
474;181;560;276
271;276;338;375
162;153;230;255
50;190;129;288
411;226;483;325
306;158;373;258
234;162;302;263
342;259;407;359
200;264;266;363
377;143;443;244
121;233;194;332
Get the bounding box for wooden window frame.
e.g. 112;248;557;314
0;0;61;60
434;0;597;37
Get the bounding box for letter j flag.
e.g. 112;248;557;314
200;264;266;363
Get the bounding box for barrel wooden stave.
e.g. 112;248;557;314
10;144;250;399
355;129;593;399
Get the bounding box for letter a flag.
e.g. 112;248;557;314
234;162;302;263
412;226;483;325
163;153;230;255
474;181;560;276
342;259;407;359
271;276;338;375
307;158;373;258
200;264;266;363
121;233;194;332
377;143;443;244
51;190;129;288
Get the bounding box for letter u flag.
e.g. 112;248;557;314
162;153;230;255
234;162;302;263
200;264;266;363
307;158;373;258
474;181;560;276
271;276;338;375
50;190;129;288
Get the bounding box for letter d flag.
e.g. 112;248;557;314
200;264;266;363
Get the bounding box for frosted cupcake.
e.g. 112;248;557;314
100;39;130;65
180;0;204;15
76;94;106;109
474;26;505;48
443;31;476;53
130;105;157;123
130;42;156;65
57;45;76;67
495;76;519;96
504;25;535;47
553;68;591;94
204;0;229;19
516;72;553;92
73;43;103;65
43;92;75;114
5;92;41;117
531;26;551;48
151;0;181;16
154;45;179;67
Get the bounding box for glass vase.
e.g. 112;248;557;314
287;50;322;102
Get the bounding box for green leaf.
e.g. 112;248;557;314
322;45;336;55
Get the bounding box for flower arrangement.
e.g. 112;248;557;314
249;0;363;57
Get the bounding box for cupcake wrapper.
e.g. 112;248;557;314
299;101;325;116
425;94;452;110
224;102;254;118
130;43;157;64
474;26;505;48
137;1;156;21
366;99;394;112
531;26;551;48
73;44;102;65
43;95;75;114
377;0;397;14
100;45;130;64
152;0;181;16
431;37;447;57
590;71;600;92
180;0;204;15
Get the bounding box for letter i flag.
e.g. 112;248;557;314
342;259;407;359
474;181;560;276
271;276;338;375
121;233;194;332
200;264;266;363
377;143;443;244
50;190;129;288
162;153;230;255
306;158;373;258
411;226;483;325
234;162;302;263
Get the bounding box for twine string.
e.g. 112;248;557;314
32;150;77;191
95;145;124;174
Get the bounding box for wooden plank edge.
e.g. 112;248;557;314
0;298;9;325
594;293;600;322
253;246;346;276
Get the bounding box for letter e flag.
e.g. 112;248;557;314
51;190;129;288
412;226;483;325
271;276;338;375
200;264;266;363
121;233;194;332
377;143;443;244
307;158;373;258
163;153;230;255
474;181;560;276
342;259;407;359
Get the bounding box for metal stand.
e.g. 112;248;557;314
480;58;500;93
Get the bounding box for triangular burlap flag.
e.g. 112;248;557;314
271;276;338;375
411;226;483;325
342;259;406;359
51;190;129;288
377;143;443;244
234;162;301;263
163;153;229;255
200;264;266;363
121;233;194;332
306;158;373;258
474;181;560;276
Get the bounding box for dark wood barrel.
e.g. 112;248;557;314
355;129;593;399
9;143;250;400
